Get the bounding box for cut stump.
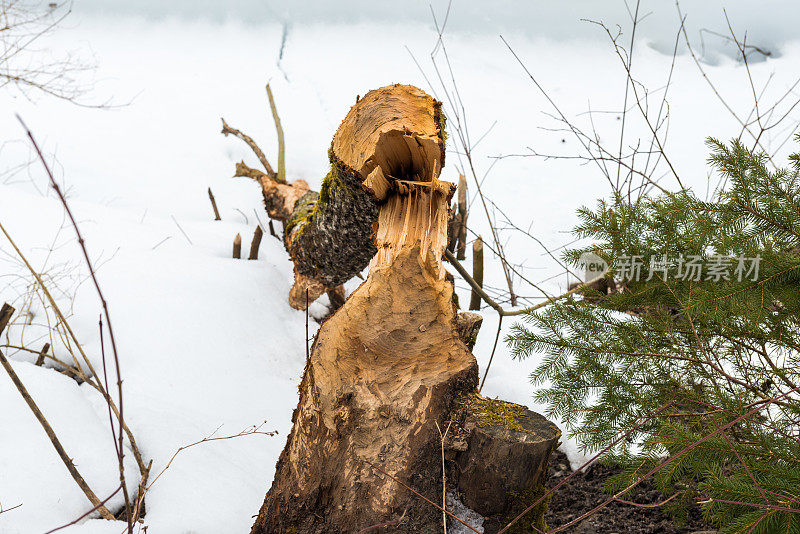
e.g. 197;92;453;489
448;394;561;518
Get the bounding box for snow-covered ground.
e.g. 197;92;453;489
2;1;800;532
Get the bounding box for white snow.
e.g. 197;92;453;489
1;2;799;532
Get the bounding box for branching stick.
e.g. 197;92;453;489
220;118;276;179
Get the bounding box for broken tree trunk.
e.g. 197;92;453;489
227;84;562;532
251;161;560;533
226;84;446;309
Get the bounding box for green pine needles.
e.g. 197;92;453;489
508;137;800;533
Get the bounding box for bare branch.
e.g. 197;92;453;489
220;118;277;179
266;83;287;184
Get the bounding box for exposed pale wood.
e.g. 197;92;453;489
363;166;391;200
368;178;454;277
250;85;560;533
332;84;443;181
252;246;478;533
226;84;446;309
233;233;242;259
283;84;446;309
469;236;484;311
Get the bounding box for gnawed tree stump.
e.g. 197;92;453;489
447;394;561;532
252;245;477;533
231;83;562;533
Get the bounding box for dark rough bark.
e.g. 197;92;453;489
285;152;381;288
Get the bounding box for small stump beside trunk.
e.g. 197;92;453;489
448;394;561;532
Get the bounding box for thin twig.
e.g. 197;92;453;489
479;314;503;392
435;421;452;534
43;484;123;534
151;236;171;250
144;423;276;493
266;84;286;184
445;249;587;316
0;502;22;516
362;459;481;533
207;187;221;221
170;215;193;245
17;116;135;527
356;511;406;533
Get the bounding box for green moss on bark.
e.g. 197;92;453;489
434;101;447;165
503;485;550;533
285;150;379;287
469;395;526;432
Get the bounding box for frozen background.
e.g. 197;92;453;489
1;1;799;532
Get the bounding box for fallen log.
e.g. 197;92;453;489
225;84;446;309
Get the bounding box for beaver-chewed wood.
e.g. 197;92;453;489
284;84;446;308
251;246;479;533
245;84;560;534
227;84;445;309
